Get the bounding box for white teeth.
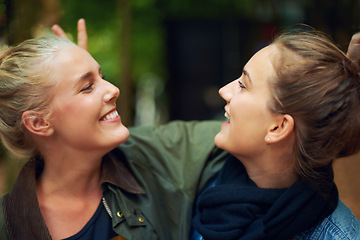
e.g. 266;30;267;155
103;110;119;120
224;112;230;120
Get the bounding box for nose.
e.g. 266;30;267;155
219;80;235;102
103;80;120;103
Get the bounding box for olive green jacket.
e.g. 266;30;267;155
0;120;228;240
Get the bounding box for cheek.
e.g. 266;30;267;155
230;98;256;122
59;96;96;114
50;98;97;127
230;99;269;136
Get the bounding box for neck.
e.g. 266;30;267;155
246;165;298;189
235;144;298;189
36;150;104;199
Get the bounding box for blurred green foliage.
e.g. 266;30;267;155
55;0;121;85
56;0;167;87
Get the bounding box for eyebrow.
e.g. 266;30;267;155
75;66;102;87
80;66;102;81
79;72;93;81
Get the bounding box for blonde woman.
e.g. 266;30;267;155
0;35;228;239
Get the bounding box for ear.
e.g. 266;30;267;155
265;114;294;144
22;111;54;137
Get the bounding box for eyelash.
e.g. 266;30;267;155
238;80;246;89
80;73;104;93
80;83;94;92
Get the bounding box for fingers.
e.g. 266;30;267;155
347;32;360;67
77;18;88;51
51;24;68;39
51;19;89;51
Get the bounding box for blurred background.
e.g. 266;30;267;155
0;0;360;216
1;0;360;126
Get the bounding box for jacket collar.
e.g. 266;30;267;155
3;149;144;239
101;149;144;194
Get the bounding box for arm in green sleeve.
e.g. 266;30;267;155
119;120;228;198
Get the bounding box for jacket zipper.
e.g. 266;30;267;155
102;197;113;218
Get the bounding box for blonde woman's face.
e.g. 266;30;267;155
46;45;129;153
215;45;279;159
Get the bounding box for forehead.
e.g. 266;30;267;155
249;45;278;64
52;45;96;67
49;45;99;85
245;45;278;81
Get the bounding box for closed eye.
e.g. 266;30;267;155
80;83;94;93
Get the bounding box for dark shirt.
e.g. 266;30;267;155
63;200;117;240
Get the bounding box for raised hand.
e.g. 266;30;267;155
347;32;360;68
52;18;88;51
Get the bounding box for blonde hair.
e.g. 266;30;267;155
0;35;75;157
269;29;360;191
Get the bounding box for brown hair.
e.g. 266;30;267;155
269;29;360;187
0;35;74;157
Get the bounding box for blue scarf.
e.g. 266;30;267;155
192;156;338;240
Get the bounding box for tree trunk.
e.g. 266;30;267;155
6;0;60;44
117;0;133;126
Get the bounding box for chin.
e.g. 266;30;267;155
214;133;226;150
115;126;130;144
103;126;130;149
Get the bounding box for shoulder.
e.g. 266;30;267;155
296;200;360;239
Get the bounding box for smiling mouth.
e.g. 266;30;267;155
100;110;119;121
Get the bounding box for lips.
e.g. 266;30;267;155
100;109;119;121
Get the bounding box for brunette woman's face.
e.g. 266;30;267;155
215;45;279;158
47;45;129;153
